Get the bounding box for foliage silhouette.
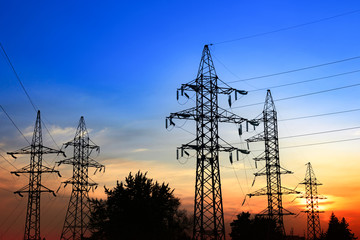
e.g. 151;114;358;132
88;171;192;240
320;212;357;240
230;211;284;240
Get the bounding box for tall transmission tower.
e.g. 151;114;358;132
299;162;324;240
166;45;251;240
246;90;298;235
58;116;104;240
7;110;64;240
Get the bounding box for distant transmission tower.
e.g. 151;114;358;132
7;110;64;240
58;116;104;240
299;162;324;240
246;90;298;234
166;45;251;240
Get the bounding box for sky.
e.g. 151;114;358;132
1;1;360;239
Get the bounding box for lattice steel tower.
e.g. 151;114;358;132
7;110;64;240
246;90;298;235
300;162;324;240
166;45;250;240
58;116;104;240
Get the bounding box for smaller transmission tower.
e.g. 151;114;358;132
246;90;299;235
58;116;104;240
299;162;324;240
8;110;64;240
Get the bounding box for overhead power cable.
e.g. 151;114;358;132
249;69;360;92
280;126;360;139
0;43;38;111
226;56;360;83
247;137;360;151
0;105;30;145
233;83;360;109
279;108;360;121
280;137;360;149
211;9;360;45
0;42;60;150
0;153;17;170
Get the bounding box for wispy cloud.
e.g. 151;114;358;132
132;148;149;153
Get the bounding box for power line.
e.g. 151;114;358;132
233;83;360;109
247;137;360;151
280;137;360;149
280;126;360;139
0;43;60;150
0;105;30;145
279;108;360;121
226;56;360;83
0;43;38;111
211;9;360;45
249;69;360;92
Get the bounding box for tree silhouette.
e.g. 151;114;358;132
322;212;357;240
88;171;192;240
230;212;284;240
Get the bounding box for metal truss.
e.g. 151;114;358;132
299;162;324;240
8;110;64;240
246;90;299;235
58;117;104;240
167;45;250;240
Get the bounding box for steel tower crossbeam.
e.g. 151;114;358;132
299;162;324;240
166;45;250;240
246;90;299;235
58;117;104;240
7;110;64;240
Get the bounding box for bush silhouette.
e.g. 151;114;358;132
88;171;192;240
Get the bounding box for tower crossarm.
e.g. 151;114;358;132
253;166;293;177
246;133;265;142
217;107;248;124
7;145;65;158
64;141;100;150
168;107;197;122
299;180;323;185
167;107;251;126
11;164;60;175
281;186;301;195
247;186;267;197
177;143;239;153
62;178;98;187
88;158;105;169
256;207;295;217
178;81;247;96
13;183;57;197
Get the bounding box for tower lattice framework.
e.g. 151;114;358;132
246;90;298;234
7;110;64;240
58;116;104;240
300;162;324;240
166;45;250;240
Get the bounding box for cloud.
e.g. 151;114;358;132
132;148;149;153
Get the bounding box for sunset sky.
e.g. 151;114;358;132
1;1;360;239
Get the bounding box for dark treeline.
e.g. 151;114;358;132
230;212;357;240
86;172;357;240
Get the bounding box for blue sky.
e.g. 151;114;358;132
1;1;360;239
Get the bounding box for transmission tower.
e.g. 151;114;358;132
7;110;64;240
58;116;104;240
299;162;324;240
246;90;298;235
166;45;251;240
